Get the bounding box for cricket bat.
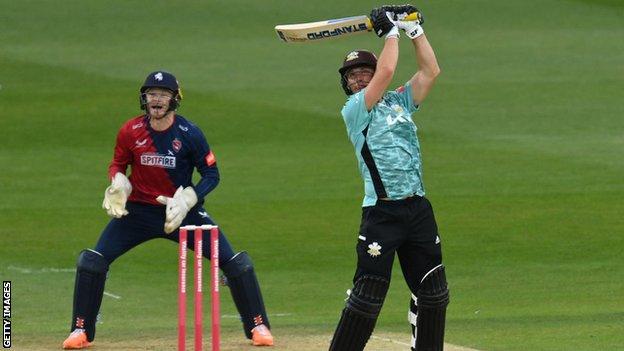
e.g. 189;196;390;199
275;12;419;43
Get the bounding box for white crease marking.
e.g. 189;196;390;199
222;313;291;319
8;265;75;274
104;291;121;299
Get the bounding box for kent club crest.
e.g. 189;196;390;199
172;138;182;152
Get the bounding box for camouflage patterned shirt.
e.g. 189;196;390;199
341;82;425;207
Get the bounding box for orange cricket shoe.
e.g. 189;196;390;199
251;324;274;346
62;329;92;349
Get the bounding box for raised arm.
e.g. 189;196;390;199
365;8;400;111
397;8;441;105
408;34;440;105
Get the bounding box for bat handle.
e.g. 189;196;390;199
394;12;420;21
366;11;420;29
404;12;419;21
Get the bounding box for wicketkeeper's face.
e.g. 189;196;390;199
346;67;375;93
145;88;174;119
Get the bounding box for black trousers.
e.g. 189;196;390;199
354;196;443;294
94;201;235;265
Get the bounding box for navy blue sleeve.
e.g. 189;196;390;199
189;128;219;199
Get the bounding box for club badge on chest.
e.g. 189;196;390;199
172;138;182;153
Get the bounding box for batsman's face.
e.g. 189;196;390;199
346;67;375;93
145;88;174;119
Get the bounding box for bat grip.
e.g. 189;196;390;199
367;11;420;29
399;12;420;21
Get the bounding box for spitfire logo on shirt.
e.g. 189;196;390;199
140;153;176;169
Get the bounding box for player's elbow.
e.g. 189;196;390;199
432;65;441;78
428;64;441;79
204;168;220;188
419;67;440;87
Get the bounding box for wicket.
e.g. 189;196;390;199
178;225;220;351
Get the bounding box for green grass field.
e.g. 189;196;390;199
1;1;623;350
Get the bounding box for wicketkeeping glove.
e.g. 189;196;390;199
370;7;398;38
156;186;198;234
102;172;132;218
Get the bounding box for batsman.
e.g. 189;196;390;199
62;71;273;349
329;5;449;351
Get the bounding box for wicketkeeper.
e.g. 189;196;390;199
62;71;273;349
328;5;449;351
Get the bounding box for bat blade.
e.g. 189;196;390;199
275;15;372;43
275;12;420;43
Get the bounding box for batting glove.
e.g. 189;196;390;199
383;4;423;24
385;24;400;40
397;20;424;39
102;172;132;218
370;7;398;38
156;186;198;234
